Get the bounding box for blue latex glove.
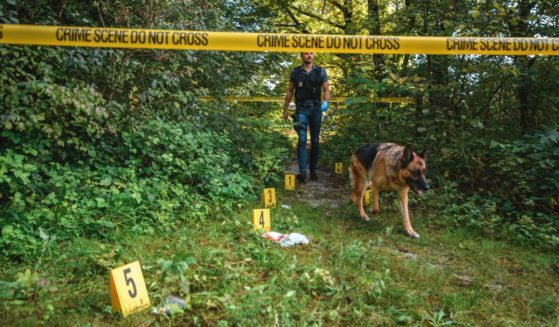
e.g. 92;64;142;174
321;101;329;112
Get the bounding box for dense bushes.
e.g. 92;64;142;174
0;4;290;259
1;112;289;260
1;70;289;260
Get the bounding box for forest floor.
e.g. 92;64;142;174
1;155;559;326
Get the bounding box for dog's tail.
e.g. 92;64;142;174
349;154;358;204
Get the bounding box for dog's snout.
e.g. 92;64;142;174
421;178;430;191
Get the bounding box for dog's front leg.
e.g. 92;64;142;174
371;185;380;213
398;189;420;239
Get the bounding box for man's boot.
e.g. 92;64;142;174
310;171;318;181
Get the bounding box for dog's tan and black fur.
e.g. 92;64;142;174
349;143;429;238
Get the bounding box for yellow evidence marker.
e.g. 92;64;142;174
285;174;295;190
110;261;150;317
335;162;343;174
364;190;373;206
262;188;276;208
252;208;271;232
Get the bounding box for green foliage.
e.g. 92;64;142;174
437;129;559;249
1;98;289;259
4;200;559;325
487;129;559;219
0;269;56;321
0;1;290;260
157;249;197;304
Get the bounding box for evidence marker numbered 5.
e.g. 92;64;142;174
110;261;150;317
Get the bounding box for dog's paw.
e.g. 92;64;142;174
360;215;370;221
405;231;420;239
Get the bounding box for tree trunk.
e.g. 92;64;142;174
367;0;384;79
510;0;538;132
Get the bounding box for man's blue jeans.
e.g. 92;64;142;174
295;105;322;175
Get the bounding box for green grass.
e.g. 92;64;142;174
1;189;558;326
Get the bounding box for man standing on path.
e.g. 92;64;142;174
283;52;331;183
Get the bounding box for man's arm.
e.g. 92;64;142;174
322;81;331;102
283;81;296;120
322;68;331;102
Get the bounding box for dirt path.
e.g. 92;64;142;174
285;155;347;208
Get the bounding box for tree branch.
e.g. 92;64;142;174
327;0;345;12
289;5;346;31
474;75;511;119
284;6;310;34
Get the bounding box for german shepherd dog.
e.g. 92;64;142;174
349;143;429;238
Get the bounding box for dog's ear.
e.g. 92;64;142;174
401;144;414;168
418;147;427;160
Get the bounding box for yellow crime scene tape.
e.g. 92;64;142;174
199;96;414;103
1;24;559;55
